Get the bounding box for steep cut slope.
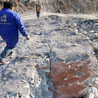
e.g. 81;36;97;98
0;0;98;13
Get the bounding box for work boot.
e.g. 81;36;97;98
0;61;7;65
8;51;13;56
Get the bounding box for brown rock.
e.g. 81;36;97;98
39;60;96;98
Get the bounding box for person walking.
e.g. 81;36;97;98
36;1;41;19
0;1;30;64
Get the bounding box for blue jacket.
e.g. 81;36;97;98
0;8;29;48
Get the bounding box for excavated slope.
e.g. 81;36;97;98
0;0;98;13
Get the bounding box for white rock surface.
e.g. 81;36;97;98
92;39;98;50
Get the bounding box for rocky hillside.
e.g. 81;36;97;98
42;0;98;13
0;0;98;13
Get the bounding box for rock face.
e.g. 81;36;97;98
41;0;98;13
0;11;98;97
0;0;98;13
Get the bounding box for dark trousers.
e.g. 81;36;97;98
0;46;13;61
36;12;40;19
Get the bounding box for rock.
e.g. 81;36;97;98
39;60;96;98
93;25;98;32
94;32;98;38
86;77;98;88
86;93;95;98
92;39;98;50
86;87;98;98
